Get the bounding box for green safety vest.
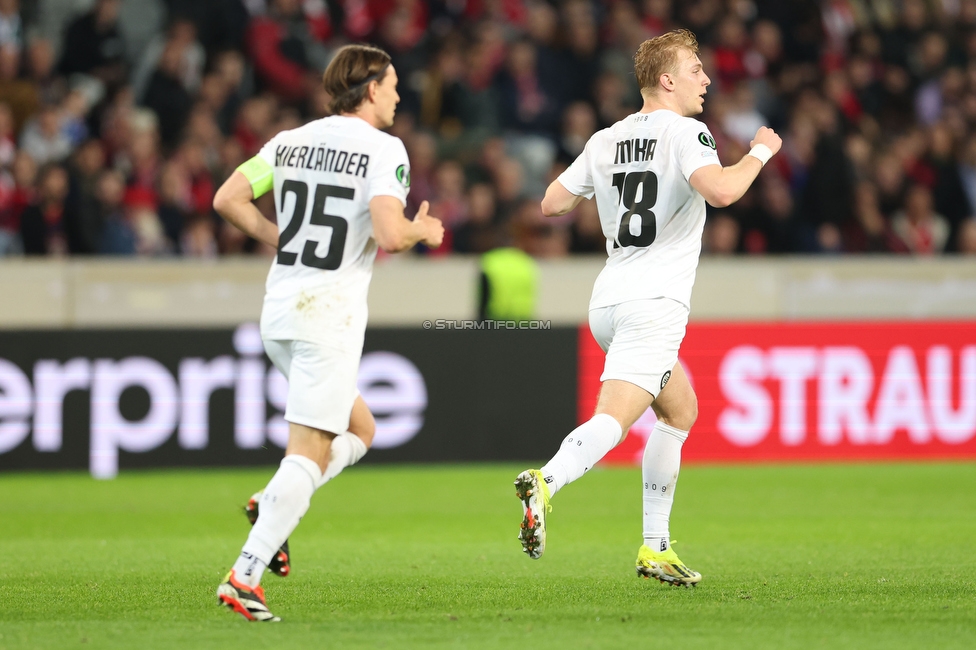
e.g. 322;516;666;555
480;247;537;320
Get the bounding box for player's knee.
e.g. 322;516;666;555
685;396;699;429
676;397;698;431
353;416;376;449
658;394;698;432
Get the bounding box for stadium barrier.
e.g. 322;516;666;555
3;256;976;328
2;258;976;476
586;322;976;464
3;319;975;477
0;324;577;477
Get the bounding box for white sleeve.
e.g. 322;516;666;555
367;137;410;206
255;135;278;167
557;138;595;199
675;121;721;182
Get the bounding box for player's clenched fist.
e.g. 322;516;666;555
750;126;782;156
415;200;445;248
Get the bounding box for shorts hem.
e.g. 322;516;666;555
284;413;353;436
598;373;662;398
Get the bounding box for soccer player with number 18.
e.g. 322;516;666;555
212;44;443;621
515;29;782;586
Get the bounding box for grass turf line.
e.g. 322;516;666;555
1;463;975;649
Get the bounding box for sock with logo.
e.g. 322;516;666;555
315;433;369;489
233;454;322;588
540;413;623;496
642;421;689;553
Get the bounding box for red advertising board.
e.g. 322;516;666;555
579;322;976;464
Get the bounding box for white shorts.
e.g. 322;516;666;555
588;298;689;398
263;338;361;435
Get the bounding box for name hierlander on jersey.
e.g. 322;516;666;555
557;110;719;312
257;115;410;345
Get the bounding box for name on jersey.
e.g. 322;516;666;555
613;138;657;164
275;145;370;178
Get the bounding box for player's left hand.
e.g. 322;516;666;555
415;200;444;248
750;126;782;156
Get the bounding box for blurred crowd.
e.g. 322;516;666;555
2;0;976;258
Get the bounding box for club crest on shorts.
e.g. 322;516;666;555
661;370;671;390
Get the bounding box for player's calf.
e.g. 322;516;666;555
244;492;291;577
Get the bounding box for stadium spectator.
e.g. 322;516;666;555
65;138;107;254
57;0;127;89
95;168;133;254
157;159;191;249
3;149;34;233
246;0;331;105
744;175;800;253
165;0;247;55
957;217;976;254
511;197;569;258
25;37;64;107
891;183;951;254
559;1;601;105
0;0;974;259
0;43;37;134
557;101;597;163
20;162;69;255
142;40;195;148
20;103;71;164
0;0;20;53
0;99;13;165
453;181;501;254
132;16;205;103
703;212;741;255
843;180;909;253
494;39;561;138
181;213;217;257
430;158;466;227
567;197;604;254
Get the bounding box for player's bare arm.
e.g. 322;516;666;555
541;179;585;217
370;196;444;252
689;126;782;207
213;171;280;248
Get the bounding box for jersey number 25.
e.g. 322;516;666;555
611;171;658;248
277;180;352;270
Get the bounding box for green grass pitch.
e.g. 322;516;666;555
2;462;975;649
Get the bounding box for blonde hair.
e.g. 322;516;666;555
634;29;700;94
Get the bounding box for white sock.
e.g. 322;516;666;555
233;454;321;587
642;421;688;553
540;413;622;496
316;434;368;489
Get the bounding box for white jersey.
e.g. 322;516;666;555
258;115;410;345
558;110;720;310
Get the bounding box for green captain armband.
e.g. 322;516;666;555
236;156;274;198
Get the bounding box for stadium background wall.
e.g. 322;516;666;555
0;326;578;476
2;258;976;477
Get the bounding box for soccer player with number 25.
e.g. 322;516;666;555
515;29;781;586
212;44;443;621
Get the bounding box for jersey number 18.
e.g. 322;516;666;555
611;171;658;248
277;180;352;270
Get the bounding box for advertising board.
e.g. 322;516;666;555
581;322;976;464
0;325;577;476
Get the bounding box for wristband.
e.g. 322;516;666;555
747;143;773;167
